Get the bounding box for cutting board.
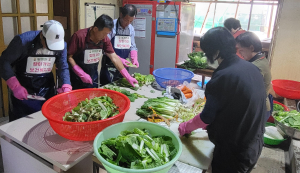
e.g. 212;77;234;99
170;123;215;170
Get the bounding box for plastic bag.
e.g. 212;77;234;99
177;81;205;107
163;86;187;104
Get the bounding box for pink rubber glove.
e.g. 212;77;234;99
72;65;93;84
120;68;138;87
57;84;72;94
119;56;130;67
6;76;28;100
130;50;139;68
178;114;208;136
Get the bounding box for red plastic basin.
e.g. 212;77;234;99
272;79;300;100
273;101;290;111
42;89;130;141
268;101;290;123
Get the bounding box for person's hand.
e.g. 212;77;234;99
72;65;93;84
119;57;130;67
57;84;72;94
178;114;208;136
120;68;138;87
130;50;139;68
6;76;28;100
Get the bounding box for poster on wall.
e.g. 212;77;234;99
132;17;146;38
85;3;115;28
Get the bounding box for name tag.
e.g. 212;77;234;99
84;49;103;64
114;36;131;49
26;56;56;74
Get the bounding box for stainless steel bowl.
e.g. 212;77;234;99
274;119;300;140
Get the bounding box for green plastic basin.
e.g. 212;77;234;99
93;121;183;173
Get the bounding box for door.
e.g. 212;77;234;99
0;0;53;117
53;0;71;42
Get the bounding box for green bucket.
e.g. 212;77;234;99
264;122;286;145
93;121;183;173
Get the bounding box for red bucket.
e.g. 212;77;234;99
42;89;130;141
272;79;300;100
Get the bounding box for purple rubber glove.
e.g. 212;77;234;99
120;68;138;87
130;50;139;68
57;84;72;94
72;65;93;84
6;76;28;100
178;113;208;136
119;56;130;67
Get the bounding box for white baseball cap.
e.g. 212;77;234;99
42;20;65;51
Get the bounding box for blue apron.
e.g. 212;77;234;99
70;29;103;90
9;37;56;121
100;19;131;86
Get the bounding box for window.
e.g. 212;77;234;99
192;0;278;40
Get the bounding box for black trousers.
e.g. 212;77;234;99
211;138;263;173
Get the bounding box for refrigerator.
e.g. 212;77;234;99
123;0;195;74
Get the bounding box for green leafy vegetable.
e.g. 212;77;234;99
136;97;195;121
104;85;147;102
63;96;119;122
126;58;137;68
114;73;155;90
273;104;284;112
98;128;177;169
182;51;207;71
114;78;139;90
273;110;300;130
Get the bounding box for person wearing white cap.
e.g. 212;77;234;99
0;20;72;121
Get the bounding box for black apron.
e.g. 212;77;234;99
70;29;104;90
100;19;131;86
9;40;57;121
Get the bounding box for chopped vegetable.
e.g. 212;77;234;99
273;104;284;112
273;110;300;130
126;58;137;68
181;52;207;71
98;128;177;169
150;90;155;93
184;93;193;99
63;96;119;122
104;85;147;102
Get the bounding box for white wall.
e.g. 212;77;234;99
78;0;121;29
270;0;300;81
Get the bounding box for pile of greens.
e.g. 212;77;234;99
134;73;155;86
136;97;194;121
104;85;147;102
63;96;119;122
273;104;284;112
181;52;207;71
98;128;177;169
114;73;155;90
273;110;300;130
